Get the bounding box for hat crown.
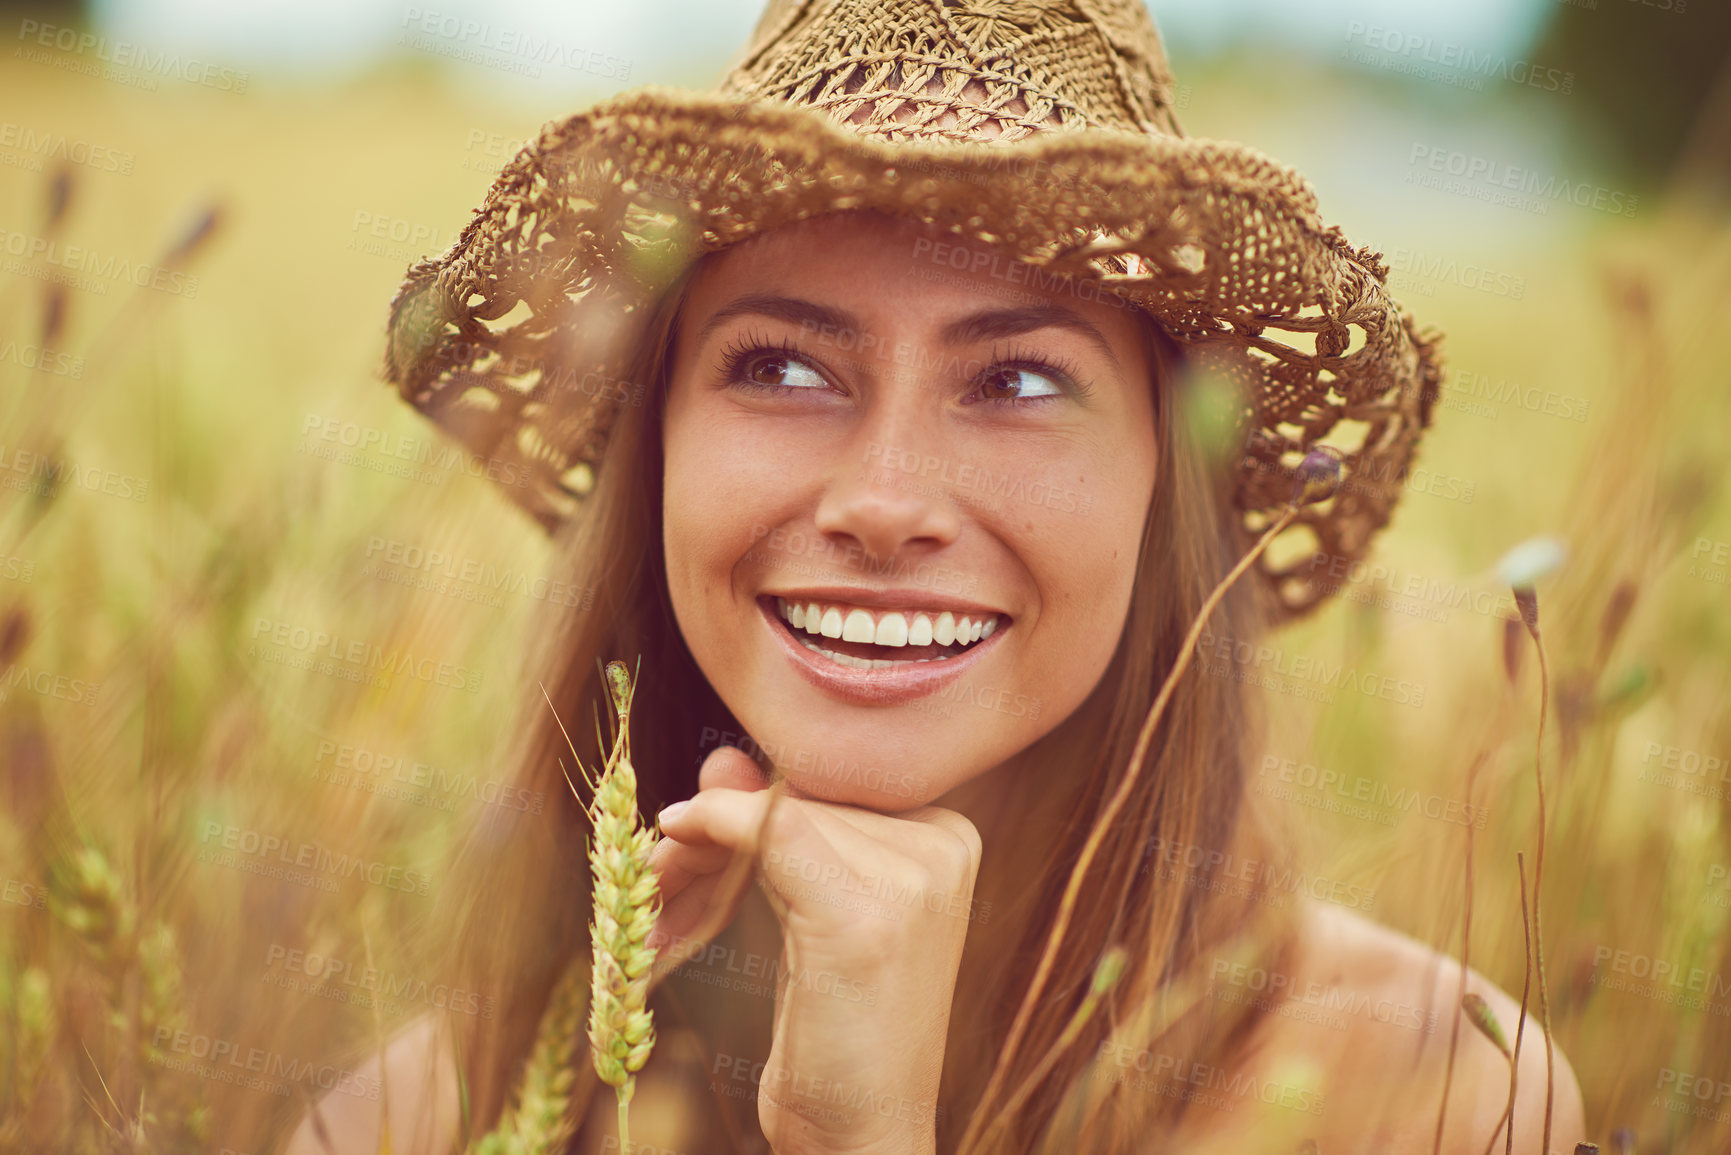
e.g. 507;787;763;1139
717;0;1185;144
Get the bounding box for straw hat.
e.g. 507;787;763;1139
381;0;1443;625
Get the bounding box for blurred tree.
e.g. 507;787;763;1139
1536;1;1731;198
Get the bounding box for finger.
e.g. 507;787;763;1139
648;836;742;898
649;869;741;955
655;785;785;852
698;745;771;794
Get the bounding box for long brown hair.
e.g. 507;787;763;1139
426;229;1299;1151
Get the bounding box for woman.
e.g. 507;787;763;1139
290;1;1586;1151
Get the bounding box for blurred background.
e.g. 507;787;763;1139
0;0;1728;1151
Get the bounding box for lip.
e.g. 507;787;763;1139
756;595;1007;707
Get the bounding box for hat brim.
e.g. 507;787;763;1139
383;86;1441;625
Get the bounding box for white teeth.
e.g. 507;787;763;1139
772;597;1004;652
933;612;957;646
907;613;933;646
842;609;876;643
874;612;909;647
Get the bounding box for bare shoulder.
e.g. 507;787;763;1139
281;1014;462;1155
1247;899;1588;1155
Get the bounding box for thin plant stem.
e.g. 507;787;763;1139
1492;854;1534;1155
978;949;1127;1149
618;1087;631;1152
957;504;1300;1155
1433;821;1475;1155
1531;639;1556;1154
1433;677;1517;1155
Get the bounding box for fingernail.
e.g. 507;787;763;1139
658;800;690;825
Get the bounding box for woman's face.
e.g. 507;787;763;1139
661;211;1158;811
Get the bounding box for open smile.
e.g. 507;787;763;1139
756;594;1010;707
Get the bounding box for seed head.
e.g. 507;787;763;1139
1289;446;1343;508
585;660;660;1092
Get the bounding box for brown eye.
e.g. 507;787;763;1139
749;355;789;385
980;367;1020;400
726;349;826;391
975;365;1065;404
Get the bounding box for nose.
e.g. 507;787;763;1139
812;437;964;570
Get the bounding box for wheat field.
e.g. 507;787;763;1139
1;24;1728;1155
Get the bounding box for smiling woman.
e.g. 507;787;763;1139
284;1;1588;1153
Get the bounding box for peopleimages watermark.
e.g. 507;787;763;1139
311;738;545;815
1302;551;1520;626
1653;1067;1731;1125
903;675;1043;724
760;847;992;926
150;1028;378;1100
1209;956;1440;1036
398;8;630;81
1138;834;1378;913
0;121;135;175
460;128;532;174
248;615;483;694
1;877;48;911
747;524;981;599
1442;367;1589;424
864;442;1093;517
1406;144;1639;218
0;443;148;503
1094;1040;1327;1117
695;726;933;802
1343;22;1573;95
908;236;1133;311
1638;740;1730;802
15;19;250;93
1254;755;1487;831
659;931;880;1007
710;1052;943;1129
0;662;101;708
348;210;455;262
1588;944;1731;1015
1386;246;1526;300
0;338;83;378
1690;536;1731;591
1704;864;1731;910
1195;628;1427;711
0;227;200;297
262;944;496;1019
198;821;434;897
362;534;594;613
1240;448;1474;506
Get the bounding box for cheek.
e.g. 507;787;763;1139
1029;470;1149;675
660;390;790;626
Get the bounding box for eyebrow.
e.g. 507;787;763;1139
693;293;1121;368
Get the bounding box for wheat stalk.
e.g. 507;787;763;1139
471;660;660;1154
470;953;590;1155
582;659;661;1149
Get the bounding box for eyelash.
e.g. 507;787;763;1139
713;332;1094;407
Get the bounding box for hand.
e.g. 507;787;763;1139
649;747;983;1155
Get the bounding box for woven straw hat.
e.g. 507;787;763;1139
382;0;1443;625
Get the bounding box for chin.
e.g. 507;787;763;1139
743;720;971;812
